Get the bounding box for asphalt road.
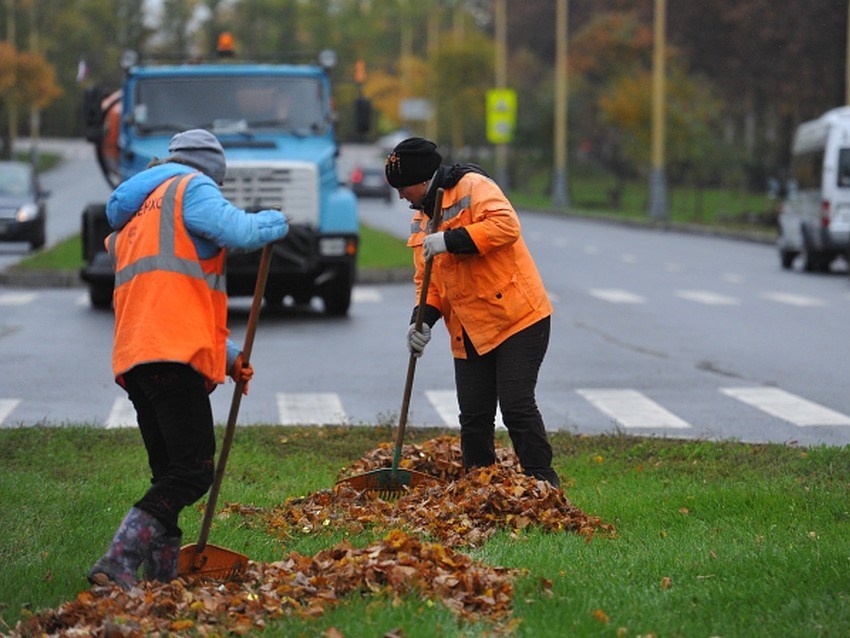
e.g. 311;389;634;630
2;140;850;448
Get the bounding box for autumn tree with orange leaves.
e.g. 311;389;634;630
0;41;62;158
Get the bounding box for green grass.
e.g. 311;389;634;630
1;426;848;636
11;234;82;271
511;170;777;231
357;222;412;269
13;223;411;272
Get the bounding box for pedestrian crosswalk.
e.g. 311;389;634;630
575;389;691;428
0;399;20;424
720;387;850;426
276;392;348;425
0;282;845;311
8;385;849;432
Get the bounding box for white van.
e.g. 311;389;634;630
778;106;850;271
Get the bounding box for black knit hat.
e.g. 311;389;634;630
384;137;442;188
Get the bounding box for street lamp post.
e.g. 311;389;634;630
494;0;509;190
551;0;570;207
648;0;668;221
846;0;850;104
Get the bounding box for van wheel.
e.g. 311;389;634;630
779;248;797;270
801;228;830;272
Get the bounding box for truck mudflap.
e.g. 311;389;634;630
79;203;115;309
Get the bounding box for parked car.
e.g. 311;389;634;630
0;161;47;250
350;165;392;202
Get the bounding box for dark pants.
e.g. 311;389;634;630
453;316;560;487
123;362;216;537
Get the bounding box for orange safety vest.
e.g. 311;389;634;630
407;173;553;358
106;173;228;387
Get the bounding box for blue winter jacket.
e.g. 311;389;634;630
106;162;289;370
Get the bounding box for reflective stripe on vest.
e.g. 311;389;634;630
441;195;470;223
111;177;225;295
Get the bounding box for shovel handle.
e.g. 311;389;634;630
195;243;273;554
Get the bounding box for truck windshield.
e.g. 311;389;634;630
133;75;329;137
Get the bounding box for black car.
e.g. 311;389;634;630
350;165;392;202
0;161;47;250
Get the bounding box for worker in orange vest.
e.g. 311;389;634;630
88;129;289;589
385;137;560;487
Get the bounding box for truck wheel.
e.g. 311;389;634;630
321;266;353;316
263;289;285;309
89;284;113;310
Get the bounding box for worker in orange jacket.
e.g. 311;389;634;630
385;137;560;487
88;129;289;589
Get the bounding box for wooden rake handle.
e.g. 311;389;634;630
391;188;445;471
195;243;273;554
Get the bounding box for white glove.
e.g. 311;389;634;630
422;231;447;261
407;323;432;357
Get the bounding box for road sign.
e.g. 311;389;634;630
486;88;517;144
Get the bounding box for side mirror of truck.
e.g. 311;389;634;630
83;87;105;143
355;97;372;135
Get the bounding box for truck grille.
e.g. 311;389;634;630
221;161;319;226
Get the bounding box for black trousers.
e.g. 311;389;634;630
453;316;560;486
122;362;216;537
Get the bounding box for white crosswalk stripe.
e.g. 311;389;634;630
721;387;850;426
0;399;20;425
276;392;348;425
676;290;740;306
760;292;826;307
425;389;506;429
0;292;37;306
589;289;646;304
575;389;691;428
105;397;137;429
351;287;383;303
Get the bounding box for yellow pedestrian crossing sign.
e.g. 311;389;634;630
486;88;517;144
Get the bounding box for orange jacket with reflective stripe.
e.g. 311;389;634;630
407;172;552;358
106;174;228;387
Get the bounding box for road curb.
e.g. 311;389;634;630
0;269;83;288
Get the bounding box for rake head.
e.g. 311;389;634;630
178;543;249;581
335;467;442;500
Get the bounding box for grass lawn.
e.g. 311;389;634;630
1;426;848;636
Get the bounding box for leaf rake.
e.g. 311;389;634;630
336;188;446;499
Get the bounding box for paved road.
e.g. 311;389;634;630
3;140;850;449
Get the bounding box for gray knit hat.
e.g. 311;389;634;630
168;129;227;185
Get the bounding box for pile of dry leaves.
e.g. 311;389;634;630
12;530;514;637
265;435;614;548
10;436;613;637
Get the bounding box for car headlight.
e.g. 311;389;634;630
15;203;39;222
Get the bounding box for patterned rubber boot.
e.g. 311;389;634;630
88;507;167;589
142;534;182;583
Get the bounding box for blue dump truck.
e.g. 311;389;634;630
80;46;369;315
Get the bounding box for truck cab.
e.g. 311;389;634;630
81;48;366;315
